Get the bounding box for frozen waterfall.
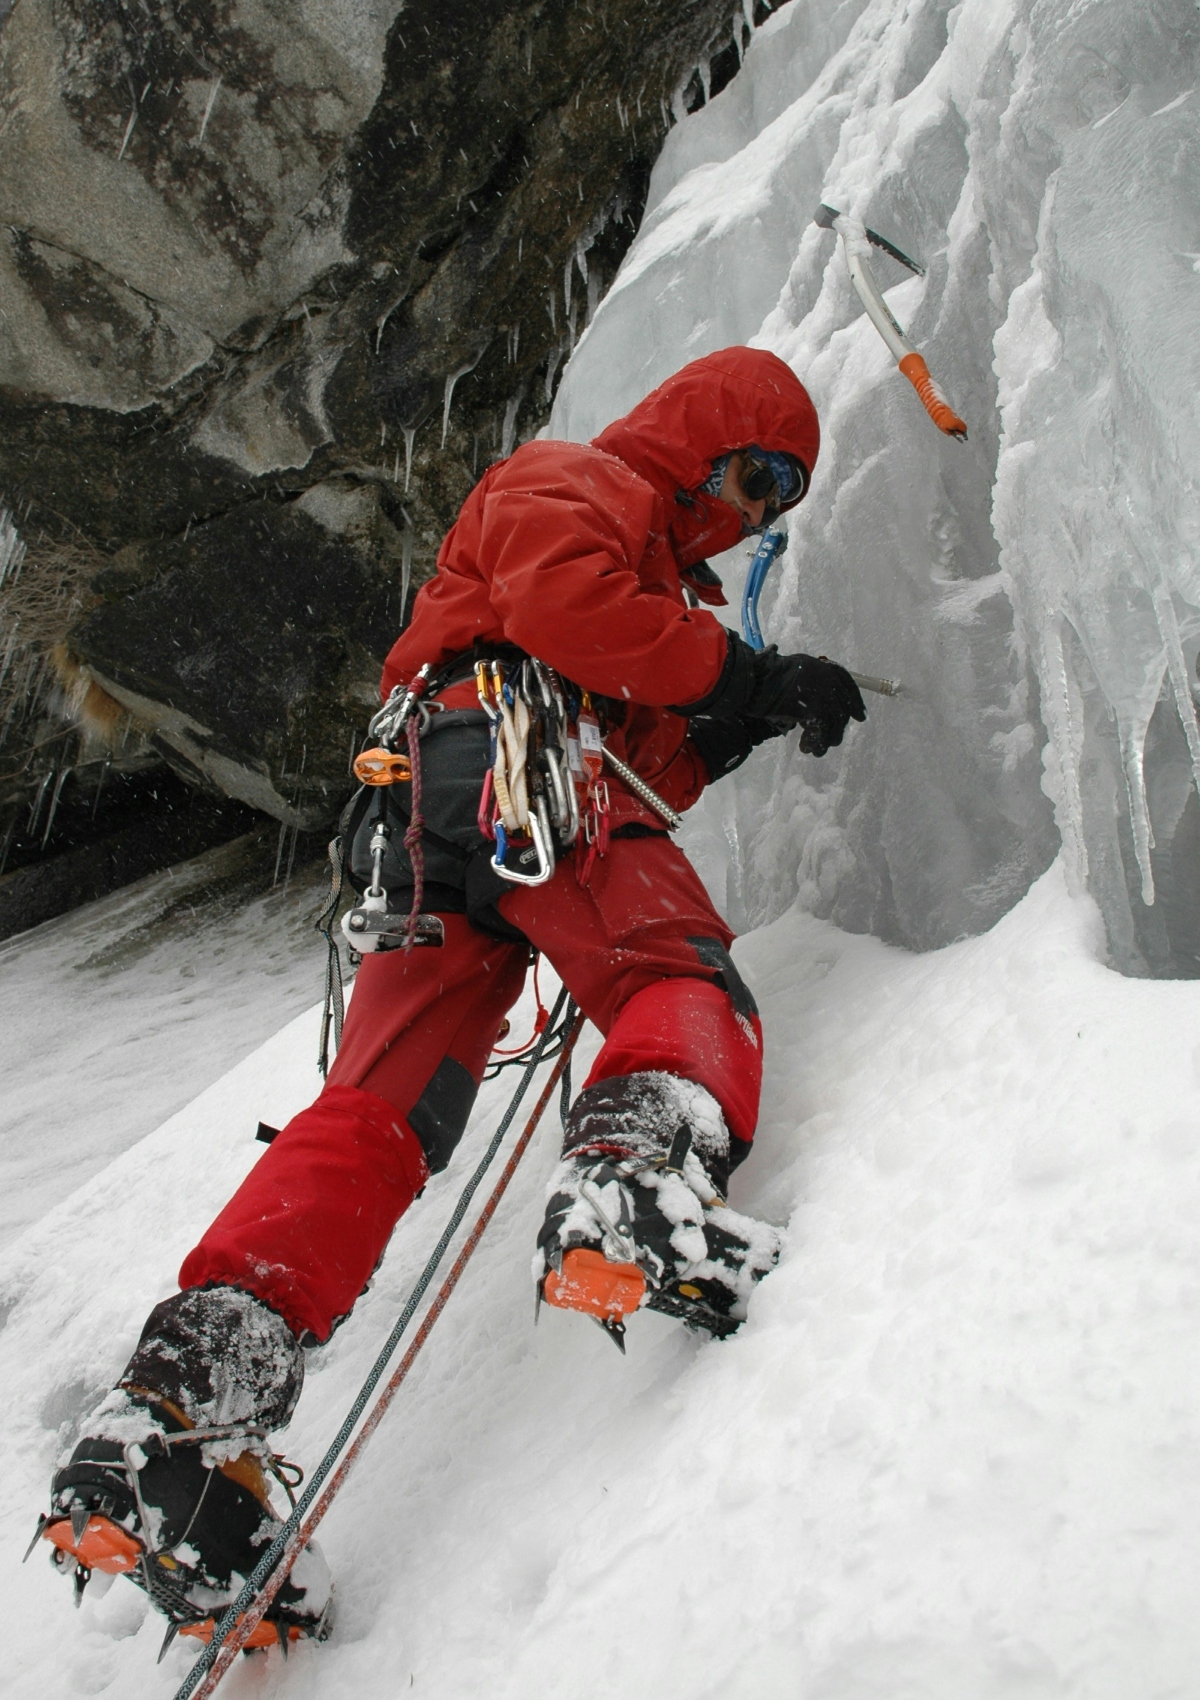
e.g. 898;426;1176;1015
553;0;1200;976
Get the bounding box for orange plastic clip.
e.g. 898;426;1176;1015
542;1247;645;1321
353;747;413;786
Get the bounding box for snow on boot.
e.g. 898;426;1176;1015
535;1073;781;1346
32;1287;332;1654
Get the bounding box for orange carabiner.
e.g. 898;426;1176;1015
353;747;412;786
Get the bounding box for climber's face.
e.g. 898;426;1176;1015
718;451;770;533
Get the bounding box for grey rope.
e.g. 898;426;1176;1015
172;984;573;1700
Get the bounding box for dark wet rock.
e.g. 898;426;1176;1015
0;767;258;941
0;0;779;880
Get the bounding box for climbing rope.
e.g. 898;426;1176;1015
172;987;581;1700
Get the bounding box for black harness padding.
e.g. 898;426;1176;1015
340;709;526;942
407;1056;480;1173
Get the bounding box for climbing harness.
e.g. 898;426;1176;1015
814;202;967;441
171;989;583;1700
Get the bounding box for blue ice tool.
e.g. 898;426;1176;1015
741;529;787;652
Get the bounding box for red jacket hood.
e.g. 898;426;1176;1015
591;346;820;567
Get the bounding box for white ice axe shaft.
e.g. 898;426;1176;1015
816;204;967;441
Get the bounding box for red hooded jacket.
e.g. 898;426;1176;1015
381;347;820;825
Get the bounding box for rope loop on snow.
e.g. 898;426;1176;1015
173;987;581;1700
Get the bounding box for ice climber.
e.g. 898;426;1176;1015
35;346;866;1646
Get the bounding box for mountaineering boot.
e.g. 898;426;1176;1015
535;1072;782;1347
32;1287;332;1653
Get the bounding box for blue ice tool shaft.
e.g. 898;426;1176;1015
741;529;787;652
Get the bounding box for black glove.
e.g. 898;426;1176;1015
688;714;781;781
674;629;866;758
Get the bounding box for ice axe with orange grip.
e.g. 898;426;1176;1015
814;203;967;441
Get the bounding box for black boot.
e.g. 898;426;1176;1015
536;1073;781;1347
34;1287;332;1653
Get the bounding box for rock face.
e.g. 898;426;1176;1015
0;0;776;860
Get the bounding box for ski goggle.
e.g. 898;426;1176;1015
739;446;809;512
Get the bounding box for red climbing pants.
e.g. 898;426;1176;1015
179;835;762;1343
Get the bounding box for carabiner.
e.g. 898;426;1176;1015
490;796;555;885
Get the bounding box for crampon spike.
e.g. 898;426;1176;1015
70;1503;90;1547
159;1622;181;1664
23;1513;48;1563
598;1316;627;1354
542;1247;645;1323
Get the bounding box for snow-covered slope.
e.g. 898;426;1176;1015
0;839;329;1249
555;0;1200;976
5;860;1200;1699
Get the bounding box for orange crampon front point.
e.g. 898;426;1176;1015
542;1248;645;1321
44;1512;141;1574
180;1616;304;1650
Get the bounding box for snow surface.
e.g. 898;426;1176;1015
0;838;329;1249
6;859;1200;1698
555;0;1200;976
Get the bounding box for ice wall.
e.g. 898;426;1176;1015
552;0;1200;973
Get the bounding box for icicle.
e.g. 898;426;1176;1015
27;771;53;836
1039;618;1089;896
586;268;601;325
1119;711;1158;907
272;820;287;887
403;427;416;491
0;812;16;877
442;346;487;448
563;256;573;320
741;0;756;34
544;342;566;403
1152;581;1200;806
401;522;413;619
117;109;138;161
547;291;557;332
501;386;526;460
41;766;70;849
198;75;221;145
91;759;109;820
699;62;711;103
0;507;26;589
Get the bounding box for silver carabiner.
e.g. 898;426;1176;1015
490;795;556;886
